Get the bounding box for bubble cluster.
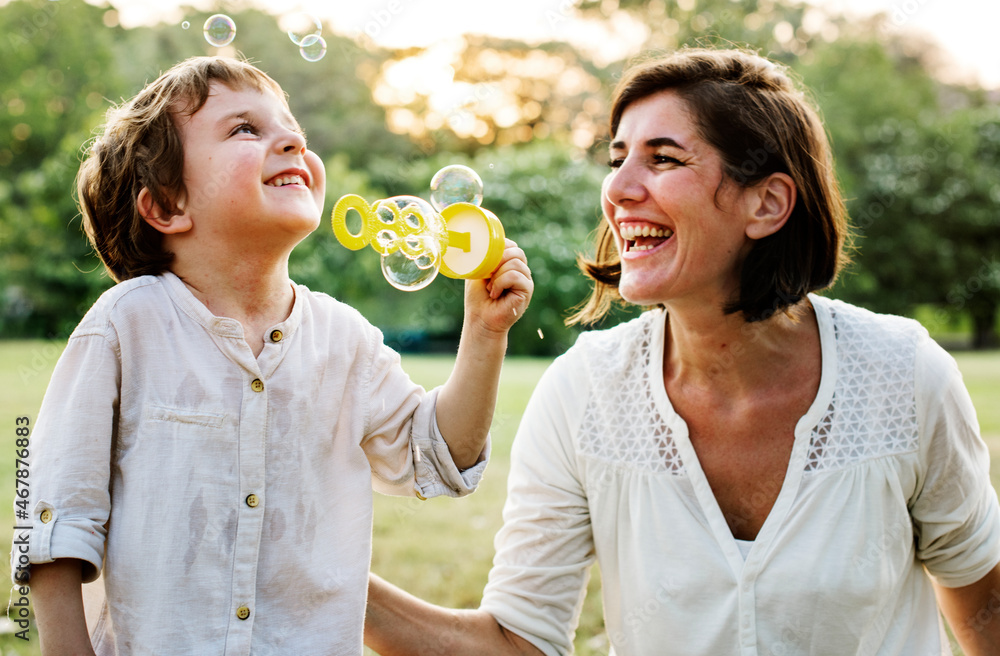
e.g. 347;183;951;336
299;35;327;62
376;197;443;291
429;165;484;211
331;166;503;292
203;14;236;47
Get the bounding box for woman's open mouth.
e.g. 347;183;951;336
620;224;673;253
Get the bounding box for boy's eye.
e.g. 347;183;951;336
608;157;624;169
232;122;258;136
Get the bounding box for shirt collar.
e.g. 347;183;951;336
158;271;304;340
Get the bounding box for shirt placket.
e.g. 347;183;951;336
223;362;269;655
738;565;759;655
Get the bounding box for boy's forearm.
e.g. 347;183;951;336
436;319;508;469
30;559;96;656
436;241;532;470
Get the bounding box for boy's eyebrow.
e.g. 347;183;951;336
610;136;687;151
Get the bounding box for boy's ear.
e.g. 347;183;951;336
744;172;796;240
137;187;192;235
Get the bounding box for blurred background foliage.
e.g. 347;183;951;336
1;0;998;354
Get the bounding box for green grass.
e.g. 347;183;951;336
1;342;998;655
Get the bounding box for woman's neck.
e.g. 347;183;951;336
662;299;818;400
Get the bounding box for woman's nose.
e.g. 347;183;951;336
603;159;646;206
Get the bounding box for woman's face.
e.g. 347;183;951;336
602;90;755;309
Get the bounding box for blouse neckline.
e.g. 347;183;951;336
646;295;838;574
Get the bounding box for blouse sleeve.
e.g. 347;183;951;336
911;334;1000;587
480;352;595;656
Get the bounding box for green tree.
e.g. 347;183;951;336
0;0;124;336
0;1;414;337
800;31;999;347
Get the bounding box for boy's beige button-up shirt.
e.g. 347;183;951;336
20;272;487;655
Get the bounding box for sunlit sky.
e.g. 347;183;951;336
100;0;1000;89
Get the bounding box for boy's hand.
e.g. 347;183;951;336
465;238;533;336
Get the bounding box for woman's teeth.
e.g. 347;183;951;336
620;224;673;252
620;224;672;240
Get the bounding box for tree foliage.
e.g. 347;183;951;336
1;0;997;352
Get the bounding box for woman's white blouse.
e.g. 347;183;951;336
481;295;1000;656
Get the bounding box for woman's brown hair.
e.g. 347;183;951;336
76;56;287;282
570;48;850;325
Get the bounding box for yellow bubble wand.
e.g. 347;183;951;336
331;165;505;291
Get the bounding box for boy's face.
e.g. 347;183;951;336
171;81;326;250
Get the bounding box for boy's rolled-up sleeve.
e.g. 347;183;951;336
361;328;488;500
409;386;489;498
17;327;120;584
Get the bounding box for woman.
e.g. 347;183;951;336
365;48;1000;655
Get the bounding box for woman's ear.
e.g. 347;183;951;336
137;187;192;235
745;172;796;240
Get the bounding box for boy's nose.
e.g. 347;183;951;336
280;129;307;154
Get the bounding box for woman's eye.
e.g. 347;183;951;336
654;154;682;165
608;158;624;168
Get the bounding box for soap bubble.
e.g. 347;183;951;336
181;20;190;29
381;237;441;291
281;12;322;45
203;14;236;47
299;35;327;62
375;229;398;251
430;165;483;211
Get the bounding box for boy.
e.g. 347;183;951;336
18;56;532;655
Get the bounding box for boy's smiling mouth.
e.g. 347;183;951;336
265;169;309;188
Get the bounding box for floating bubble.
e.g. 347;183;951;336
281;12;322;45
430;164;483;211
203;14;236;47
299;35;327;63
181;20;190;29
381;237;441;291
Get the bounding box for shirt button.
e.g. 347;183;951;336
236;606;251;620
270;329;283;342
246;494;260;508
39;509;53;523
251;379;264;393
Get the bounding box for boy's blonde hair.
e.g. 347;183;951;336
77;56;288;282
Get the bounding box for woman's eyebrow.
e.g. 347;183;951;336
610;136;688;151
646;136;687;150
